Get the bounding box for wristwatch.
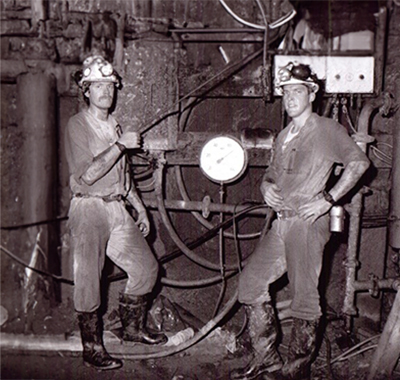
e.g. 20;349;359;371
323;190;336;205
115;141;126;152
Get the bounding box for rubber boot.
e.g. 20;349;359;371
77;311;122;371
119;293;167;345
281;317;319;380
230;302;283;380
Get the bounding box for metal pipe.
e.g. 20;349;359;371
353;277;400;292
174;166;262;239
342;96;385;317
388;77;400;248
170;28;264;33
145;196;268;215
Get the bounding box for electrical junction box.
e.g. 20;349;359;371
325;56;374;94
274;55;374;94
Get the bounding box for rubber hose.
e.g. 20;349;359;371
154;164;240;272
118;290;238;359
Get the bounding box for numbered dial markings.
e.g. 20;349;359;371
199;136;247;183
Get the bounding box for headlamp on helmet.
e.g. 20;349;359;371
275;62;319;96
76;56;120;88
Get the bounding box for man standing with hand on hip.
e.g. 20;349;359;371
65;55;167;371
231;63;370;380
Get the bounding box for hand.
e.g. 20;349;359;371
261;183;284;211
135;209;150;237
117;131;141;150
298;198;331;224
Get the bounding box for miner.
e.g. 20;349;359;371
65;55;167;370
231;63;370;380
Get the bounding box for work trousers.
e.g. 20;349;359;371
68;197;159;312
238;214;330;320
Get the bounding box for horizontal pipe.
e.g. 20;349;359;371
170;28;264;33
353;277;400;292
144;198;268;215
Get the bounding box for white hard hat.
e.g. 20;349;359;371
78;56;119;87
275;62;319;96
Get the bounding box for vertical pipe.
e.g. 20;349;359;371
342;98;384;319
388;77;400;249
17;73;57;226
15;72;58;329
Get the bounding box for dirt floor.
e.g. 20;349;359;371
2;301;400;380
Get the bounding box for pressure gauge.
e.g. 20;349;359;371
199;135;248;183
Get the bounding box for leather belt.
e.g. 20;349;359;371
276;209;297;220
74;193;125;203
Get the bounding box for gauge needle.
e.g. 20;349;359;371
216;150;234;164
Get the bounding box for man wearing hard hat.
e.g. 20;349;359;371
231;63;370;380
65;56;167;371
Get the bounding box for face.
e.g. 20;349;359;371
282;84;315;118
85;81;115;110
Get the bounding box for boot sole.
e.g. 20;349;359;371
84;360;123;371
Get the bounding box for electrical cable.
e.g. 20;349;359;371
218;0;296;30
255;0;270;103
0;241;238;289
341;100;393;167
136;179;155;191
315;334;381;370
371;145;392;166
212;187;228;318
1;202;269;287
0;216;68;231
0;244;74;285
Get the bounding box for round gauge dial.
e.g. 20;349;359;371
199;135;248;183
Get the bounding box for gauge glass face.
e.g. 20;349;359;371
199;136;247;183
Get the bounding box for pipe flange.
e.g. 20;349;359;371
368;273;380;298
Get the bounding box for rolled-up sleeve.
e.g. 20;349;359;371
65;115;94;184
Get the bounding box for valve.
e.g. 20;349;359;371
202;196;211;219
368;273;380;298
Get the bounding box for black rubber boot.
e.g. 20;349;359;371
230;302;283;380
77;311;122;371
119;293;167;345
281;317;319;380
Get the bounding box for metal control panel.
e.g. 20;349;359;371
325;56;374;94
274;55;375;94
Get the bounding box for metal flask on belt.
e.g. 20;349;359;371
330;205;345;232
